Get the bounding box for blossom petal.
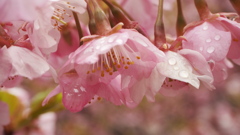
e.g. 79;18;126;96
0;46;12;85
7;46;50;79
183;20;232;61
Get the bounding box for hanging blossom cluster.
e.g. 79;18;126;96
1;0;240;118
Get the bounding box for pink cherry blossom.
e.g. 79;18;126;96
0;47;12;86
182;18;232;62
157;49;214;96
183;16;240;63
0;45;50;88
0;0;49;22
44;28;165;112
0;23;51;87
0;101;10;134
182;15;240;83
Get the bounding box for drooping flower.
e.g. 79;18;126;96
182;14;240;83
0;0;49;22
157;49;214;96
0;23;51;87
44;25;165;112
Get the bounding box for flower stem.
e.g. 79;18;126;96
229;0;240;16
154;0;166;49
72;11;83;46
176;0;186;36
87;0;112;35
194;0;212;20
102;0;146;36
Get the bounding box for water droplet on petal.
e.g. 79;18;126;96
73;88;79;93
80;86;86;92
207;46;215;53
96;45;101;50
168;58;177;65
116;39;124;44
203;25;208;30
179;70;189;78
205;38;211;43
108;36;115;43
173;66;179;70
199;47;203;51
99;37;106;43
214;35;221;41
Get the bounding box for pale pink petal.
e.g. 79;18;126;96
96;78;123;105
7;46;50;79
60;73;96;112
178;49;214;89
210;59;233;84
0;0;49;22
160;78;189;97
183;20;232;62
42;85;62;106
0;46;12;85
218;17;240;59
157;51;200;88
27;5;61;55
145;67;166;102
1;76;23;88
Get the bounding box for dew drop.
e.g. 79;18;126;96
80;86;86;92
73;88;79;93
214;35;221;41
205;38;211;43
108;37;114;43
95;45;101;50
99;37;106;43
168;58;177;65
207;46;215;53
199;47;203;51
203;25;208;30
116;39;124;44
179;70;189;78
173;66;179;70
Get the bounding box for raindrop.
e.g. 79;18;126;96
80;86;86;92
205;38;211;43
67;93;73;96
173;66;179;70
95;45;101;50
214;35;221;41
73;88;79;93
99;37;106;43
179;70;189;78
108;37;115;43
207;46;215;53
168;58;177;65
199;47;203;51
116;39;124;44
203;25;208;30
